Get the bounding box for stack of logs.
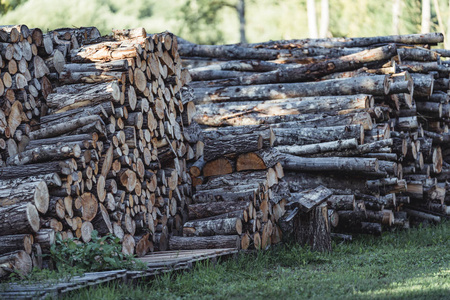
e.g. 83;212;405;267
0;26;195;279
173;121;290;250
180;32;450;249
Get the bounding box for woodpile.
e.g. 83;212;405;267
181;32;450;250
0;25;194;278
182;120;290;250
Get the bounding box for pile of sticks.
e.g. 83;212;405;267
0;26;194;279
181;32;450;244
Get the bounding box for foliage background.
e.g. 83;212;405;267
0;0;449;44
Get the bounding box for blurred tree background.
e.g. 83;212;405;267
1;0;450;45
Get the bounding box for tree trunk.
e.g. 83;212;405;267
422;0;431;33
393;0;401;35
319;0;329;38
307;0;319;38
237;0;247;44
294;203;331;252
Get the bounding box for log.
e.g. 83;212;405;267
169;235;240;250
188;201;250;220
0;250;32;279
250;32;443;48
281;155;379;173
236;148;280;171
7;143;82;166
0;203;40;235
0;234;33;255
193;75;391;104
218;44;397;86
276;138;358;156
195;94;373;118
46;81;121;113
183;217;243;236
0;179;49;214
274;125;364;146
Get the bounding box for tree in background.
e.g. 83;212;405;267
178;0;247;44
320;0;329;38
0;0;25;14
307;0;318;38
393;0;402;35
422;0;431;32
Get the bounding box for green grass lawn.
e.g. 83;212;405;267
65;222;450;300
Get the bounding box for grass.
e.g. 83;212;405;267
58;222;450;299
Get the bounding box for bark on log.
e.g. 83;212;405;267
169;235;240;250
0;179;49;214
0;234;33;255
274;125;364;146
294;203;331;252
0;203;40;235
281;155;378;173
183;217;243;236
0;250;32;279
193;75;391;104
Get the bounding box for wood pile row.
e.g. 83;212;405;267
0;26;194;279
180;32;450;249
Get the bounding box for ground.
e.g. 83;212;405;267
63;221;450;299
